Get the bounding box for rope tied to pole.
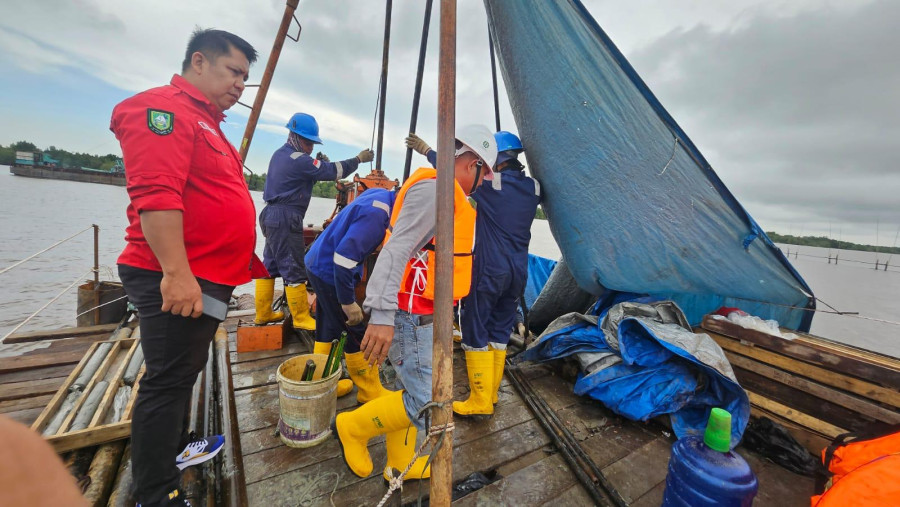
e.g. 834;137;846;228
2;268;94;342
375;401;456;507
0;226;94;277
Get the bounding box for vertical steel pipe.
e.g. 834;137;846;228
402;0;435;182
93;224;100;325
214;326;247;507
487;24;501;132
375;0;394;171
430;1;456;505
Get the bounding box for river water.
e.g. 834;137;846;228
1;171;897;357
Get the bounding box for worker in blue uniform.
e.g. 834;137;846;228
304;188;395;402
255;112;375;333
406;130;542;417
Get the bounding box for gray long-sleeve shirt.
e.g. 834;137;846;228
364;179;437;326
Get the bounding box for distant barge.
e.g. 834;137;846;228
10;150;125;187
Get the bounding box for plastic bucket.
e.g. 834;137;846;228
276;353;339;448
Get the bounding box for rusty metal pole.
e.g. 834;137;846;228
402;0;434;182
93;224;100;325
430;1;456;505
375;0;393;171
239;0;301;162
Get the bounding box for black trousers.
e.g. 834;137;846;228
118;265;233;504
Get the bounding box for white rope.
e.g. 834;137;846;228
74;294;128;319
0;226;94;276
376;422;455;507
657;136;680;176
2;269;94;342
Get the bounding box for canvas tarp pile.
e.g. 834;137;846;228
520;299;750;447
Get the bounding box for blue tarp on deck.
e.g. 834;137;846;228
521;298;750;448
485;0;815;331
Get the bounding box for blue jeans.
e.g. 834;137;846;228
387;311;433;431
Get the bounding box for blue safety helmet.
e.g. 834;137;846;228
285;112;323;144
494;131;524;167
494;131;524;153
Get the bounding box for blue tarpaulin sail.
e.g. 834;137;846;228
485;0;815;331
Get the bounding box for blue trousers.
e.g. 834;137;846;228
306;272;363;353
260;205;307;284
387;311;433;431
460;264;525;350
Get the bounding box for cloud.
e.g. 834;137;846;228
0;0;895;242
629;0;900;237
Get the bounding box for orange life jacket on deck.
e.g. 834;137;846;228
384;167;476;305
811;427;900;506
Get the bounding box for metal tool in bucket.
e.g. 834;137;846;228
276;353;340;448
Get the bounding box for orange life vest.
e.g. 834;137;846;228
384;167;476;303
811;427;900;506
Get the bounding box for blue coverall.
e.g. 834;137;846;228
426;151;542;349
304;189;395;352
260;144;361;284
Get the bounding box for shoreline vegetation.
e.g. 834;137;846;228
768;231;900;254
1;141;119;171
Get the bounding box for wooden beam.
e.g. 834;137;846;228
55;341;120;435
747;391;846;439
431;1;457;506
708;331;900;407
0;377;64;402
45;420;132;453
2;323;119;344
0;349;87;374
701;316;900;389
734;365;881;433
89;339;139;427
727;353;900;424
29;341;103;434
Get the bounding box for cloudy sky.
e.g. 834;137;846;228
1;0;897;245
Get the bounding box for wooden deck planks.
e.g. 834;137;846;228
229;329;820;507
601;438;673;503
0;376;66;402
454;453;579;506
0;363;75;385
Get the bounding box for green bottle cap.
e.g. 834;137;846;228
703;407;732;453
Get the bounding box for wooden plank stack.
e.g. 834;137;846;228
699;315;900;454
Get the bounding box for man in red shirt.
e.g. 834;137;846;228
111;29;260;507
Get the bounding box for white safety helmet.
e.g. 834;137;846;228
455;124;498;179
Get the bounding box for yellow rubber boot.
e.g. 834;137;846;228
383;425;431;481
334;390;410;478
313;341;353;397
452;350;494;418
253;278;284;324
490;346;507;405
452;322;462;343
345;351;392;403
285;283;316;331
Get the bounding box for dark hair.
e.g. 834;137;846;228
182;28;258;72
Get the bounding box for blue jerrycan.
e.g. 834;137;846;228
661;408;758;506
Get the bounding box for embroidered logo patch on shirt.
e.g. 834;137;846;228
147;109;174;135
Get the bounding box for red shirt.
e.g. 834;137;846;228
111;75;263;286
